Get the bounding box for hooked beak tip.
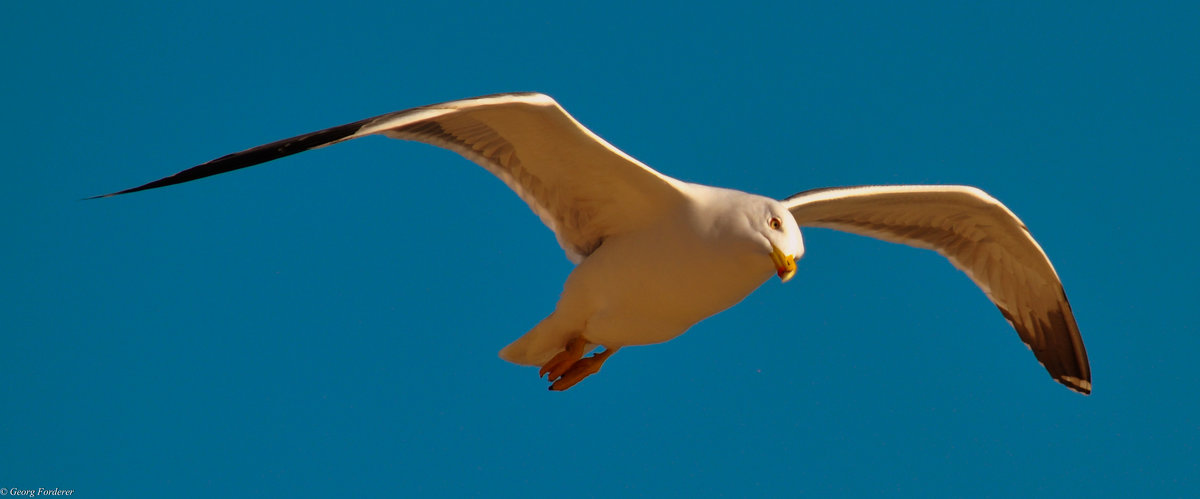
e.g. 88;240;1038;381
777;263;796;282
770;245;797;283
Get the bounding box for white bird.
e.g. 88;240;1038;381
94;92;1091;394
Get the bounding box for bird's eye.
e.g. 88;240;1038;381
769;217;783;231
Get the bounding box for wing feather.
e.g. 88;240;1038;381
94;92;686;262
784;185;1091;394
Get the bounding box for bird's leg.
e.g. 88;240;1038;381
549;346;619;391
539;336;588;381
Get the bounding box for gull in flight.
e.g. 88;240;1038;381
95;92;1091;394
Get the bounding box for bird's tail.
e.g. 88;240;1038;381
498;314;578;366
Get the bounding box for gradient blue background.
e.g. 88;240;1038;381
4;2;1197;496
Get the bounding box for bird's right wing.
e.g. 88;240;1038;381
784;185;1091;394
94;93;688;263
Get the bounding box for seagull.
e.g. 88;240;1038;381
94;92;1091;394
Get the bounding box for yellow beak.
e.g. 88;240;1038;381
770;244;797;283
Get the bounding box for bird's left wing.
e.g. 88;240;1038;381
783;185;1091;394
93;92;687;263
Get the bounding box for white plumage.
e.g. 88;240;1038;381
95;92;1090;394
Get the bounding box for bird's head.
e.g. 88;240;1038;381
757;201;804;282
696;186;805;283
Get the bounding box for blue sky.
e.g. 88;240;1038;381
4;1;1197;496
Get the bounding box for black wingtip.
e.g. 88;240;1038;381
83;178;185;200
84;188;140;200
87;114;377;201
1059;375;1092;395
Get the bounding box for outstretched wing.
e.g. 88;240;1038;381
784;185;1091;394
95;92;687;262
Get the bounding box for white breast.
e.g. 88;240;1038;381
556;195;778;347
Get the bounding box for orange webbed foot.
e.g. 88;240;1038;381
548;347;617;391
539;337;587;380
